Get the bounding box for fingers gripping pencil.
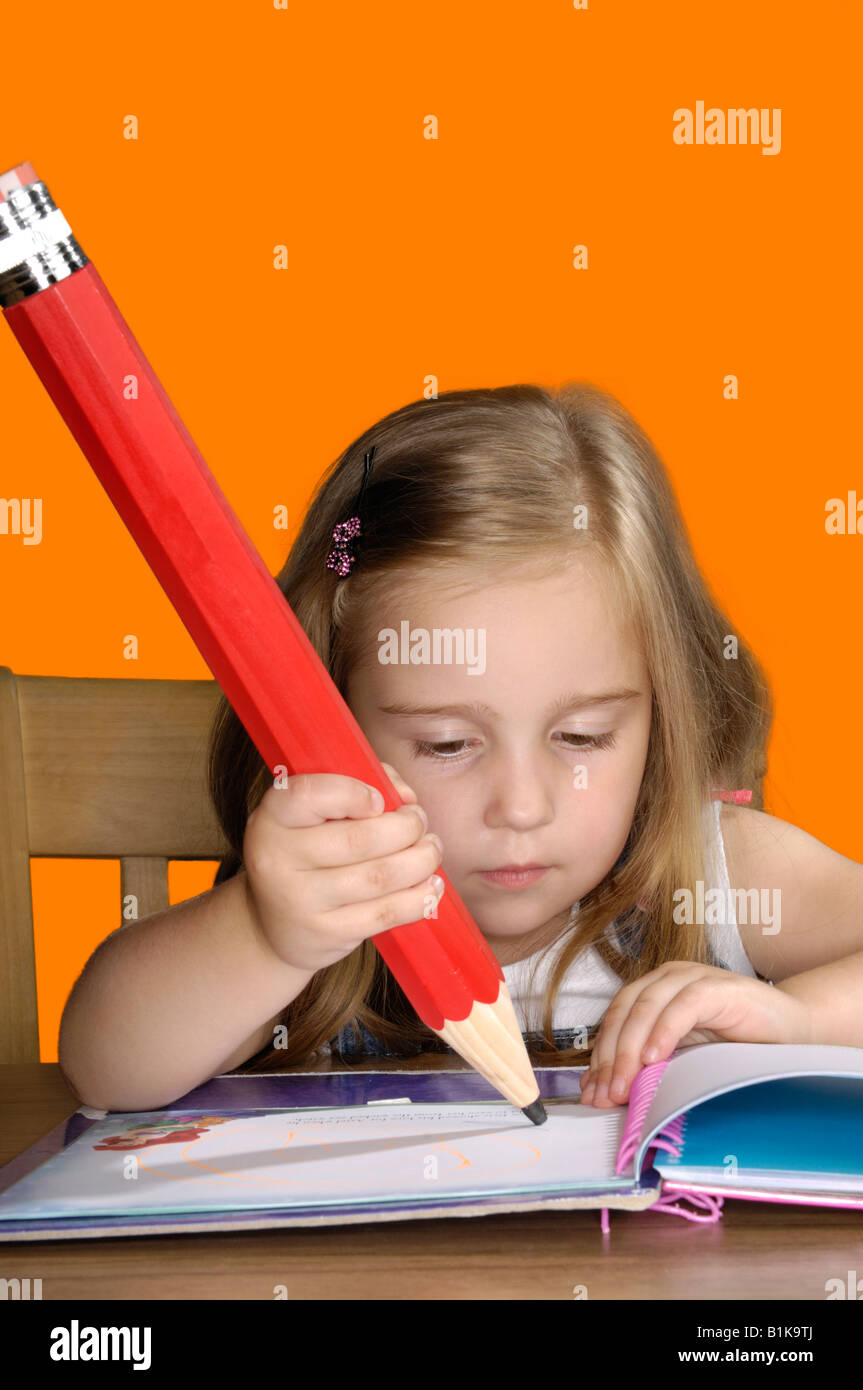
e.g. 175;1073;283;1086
0;164;546;1124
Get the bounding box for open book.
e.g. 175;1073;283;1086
1;1042;861;1241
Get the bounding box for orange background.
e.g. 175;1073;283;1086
0;2;859;1061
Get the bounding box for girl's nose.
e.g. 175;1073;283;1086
482;756;556;829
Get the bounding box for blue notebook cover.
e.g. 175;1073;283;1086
655;1076;863;1186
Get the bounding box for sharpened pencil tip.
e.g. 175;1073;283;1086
521;1097;547;1125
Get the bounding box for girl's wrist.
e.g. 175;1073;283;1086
772;977;820;1045
235;867;317;989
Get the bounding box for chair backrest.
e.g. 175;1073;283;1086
0;667;230;1063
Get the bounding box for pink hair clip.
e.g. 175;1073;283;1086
325;445;376;578
712;788;752;804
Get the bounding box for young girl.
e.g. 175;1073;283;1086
59;382;863;1114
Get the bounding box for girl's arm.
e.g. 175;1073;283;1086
722;803;863;1046
774;949;863;1048
58;868;316;1113
720;804;863;980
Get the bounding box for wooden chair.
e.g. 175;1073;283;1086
0;667;230;1064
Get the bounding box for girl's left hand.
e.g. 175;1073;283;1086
579;962;814;1107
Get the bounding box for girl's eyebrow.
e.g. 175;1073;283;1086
377;688;643;720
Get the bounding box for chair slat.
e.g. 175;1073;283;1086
121;856;171;922
0;668;40;1063
16;675;229;858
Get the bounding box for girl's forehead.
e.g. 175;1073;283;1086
378;551;613;607
350;556;646;690
374;559;633;635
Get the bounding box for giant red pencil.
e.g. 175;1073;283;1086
0;165;546;1123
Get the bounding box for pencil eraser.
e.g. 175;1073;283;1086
0;162;39;202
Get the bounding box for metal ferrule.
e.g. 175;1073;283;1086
0;181;88;308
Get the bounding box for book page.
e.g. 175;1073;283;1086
0;1101;630;1220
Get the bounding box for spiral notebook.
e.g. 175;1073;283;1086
1;1042;862;1241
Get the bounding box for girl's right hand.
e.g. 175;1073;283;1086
241;761;445;974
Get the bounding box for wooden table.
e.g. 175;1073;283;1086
2;1060;860;1301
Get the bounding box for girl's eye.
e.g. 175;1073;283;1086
411;739;473;760
560;731;616;752
409;731;616;761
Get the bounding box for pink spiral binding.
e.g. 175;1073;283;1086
614;1059;673;1173
600;1057;725;1229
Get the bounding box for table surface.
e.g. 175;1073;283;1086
1;1059;860;1300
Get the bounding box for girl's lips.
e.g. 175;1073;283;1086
478;866;550;889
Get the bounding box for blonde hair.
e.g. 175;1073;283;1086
207;382;772;1069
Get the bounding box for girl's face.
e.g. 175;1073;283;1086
346;552;652;965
